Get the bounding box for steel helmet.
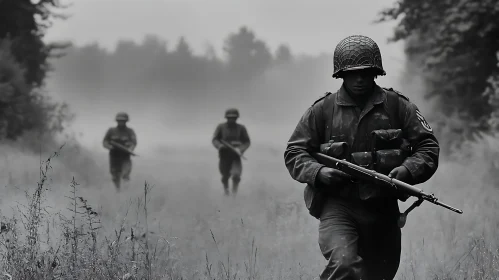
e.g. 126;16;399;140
332;35;386;78
225;108;239;118
115;112;129;122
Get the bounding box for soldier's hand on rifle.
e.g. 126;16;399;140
317;167;353;187
389;166;411;201
388;166;410;182
218;145;228;151
104;142;113;150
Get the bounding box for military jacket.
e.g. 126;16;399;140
212;122;251;154
103;126;137;157
284;83;439;190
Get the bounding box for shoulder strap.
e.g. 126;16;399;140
384;88;401;129
126;127;134;138
321;91;336;142
237;124;243;139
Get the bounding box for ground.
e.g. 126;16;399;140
0;140;497;279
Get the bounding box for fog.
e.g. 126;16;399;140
44;0;415;155
1;1;478;279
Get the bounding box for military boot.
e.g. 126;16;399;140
232;178;240;197
113;178;121;191
222;178;230;196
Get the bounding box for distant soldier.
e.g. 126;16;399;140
103;112;137;190
212;108;251;196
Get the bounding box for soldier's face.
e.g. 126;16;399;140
342;69;377;96
117;120;127;127
226;117;237;124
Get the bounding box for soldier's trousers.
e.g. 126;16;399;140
109;155;132;187
219;153;242;185
318;196;401;280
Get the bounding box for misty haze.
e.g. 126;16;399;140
0;0;498;279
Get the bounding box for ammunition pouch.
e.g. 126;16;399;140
350;129;412;200
349;129;411;174
370;129;411;175
374;149;407;175
350;149;409;176
304;130;412;219
350;151;373;169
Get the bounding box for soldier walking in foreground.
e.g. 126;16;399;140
103;112;137;191
284;35;440;279
212;108;251;196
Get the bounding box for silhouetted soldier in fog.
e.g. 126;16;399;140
212;108;251;196
284;35;440;280
103;112;137;191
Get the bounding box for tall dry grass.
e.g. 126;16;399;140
0;133;497;279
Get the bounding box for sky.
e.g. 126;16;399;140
45;0;404;59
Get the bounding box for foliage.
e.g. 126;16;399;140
2;139;499;279
0;0;70;87
0;152;182;279
0;0;73;143
223;27;273;81
274;44;293;66
48;26;339;128
376;0;499;142
52;26;284;89
0;39;74;142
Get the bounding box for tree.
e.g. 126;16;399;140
0;0;70;87
223;26;273;79
0;0;72;141
174;36;193;59
0;40;73;140
275;44;293;65
166;36;197;87
376;0;499;141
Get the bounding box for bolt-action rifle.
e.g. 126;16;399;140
312;152;463;228
220;139;247;160
110;140;138;156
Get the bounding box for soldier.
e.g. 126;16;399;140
103;112;137;191
212;108;251;196
284;35;440;280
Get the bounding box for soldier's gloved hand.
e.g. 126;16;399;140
316;167;353;187
388;166;411;182
388;166;411;201
218;145;228;151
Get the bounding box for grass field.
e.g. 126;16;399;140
0;136;498;279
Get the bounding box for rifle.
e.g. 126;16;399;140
110;140;138;156
220;139;247;160
312;152;463;227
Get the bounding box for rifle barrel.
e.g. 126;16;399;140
421;194;463;214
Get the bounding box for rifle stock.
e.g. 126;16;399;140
311;152;463;214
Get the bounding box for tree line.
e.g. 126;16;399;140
49;27;333;126
51;27;301;95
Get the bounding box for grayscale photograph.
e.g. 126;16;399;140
0;0;496;279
